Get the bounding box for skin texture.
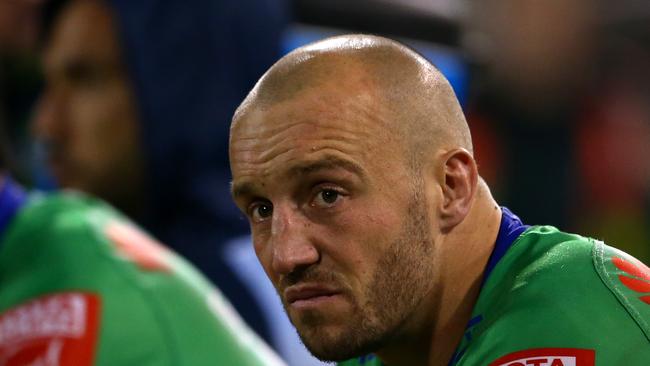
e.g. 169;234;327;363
230;35;502;366
33;0;144;216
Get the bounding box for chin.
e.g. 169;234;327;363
295;320;385;362
301;334;362;362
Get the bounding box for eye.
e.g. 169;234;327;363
312;188;342;208
65;62;108;87
249;202;273;222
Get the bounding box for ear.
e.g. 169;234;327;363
439;149;478;232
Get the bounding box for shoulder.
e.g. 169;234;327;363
6;190;120;246
1;192;284;365
2;191;180;278
591;241;650;342
0;192;173;364
457;226;650;365
1;191;123;273
19;190;116;221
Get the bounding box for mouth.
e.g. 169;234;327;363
284;284;342;310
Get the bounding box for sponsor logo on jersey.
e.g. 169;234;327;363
0;292;100;366
488;348;595;366
612;256;650;305
105;220;171;272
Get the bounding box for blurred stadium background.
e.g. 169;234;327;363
3;0;645;259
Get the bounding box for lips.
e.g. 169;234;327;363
284;284;340;305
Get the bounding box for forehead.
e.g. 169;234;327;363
230;83;400;181
44;0;120;70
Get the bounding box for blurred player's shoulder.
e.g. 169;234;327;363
0;190;286;366
1;190;172;277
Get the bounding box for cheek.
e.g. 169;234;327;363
253;232;279;284
326;204;401;286
69;82;139;163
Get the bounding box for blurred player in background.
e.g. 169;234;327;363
463;0;650;263
0;125;285;365
229;34;650;366
0;0;43;184
32;0;287;343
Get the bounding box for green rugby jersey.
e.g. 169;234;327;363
0;181;285;365
340;209;650;366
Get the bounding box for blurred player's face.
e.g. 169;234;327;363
230;81;437;361
34;0;143;211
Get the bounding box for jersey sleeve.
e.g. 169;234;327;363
455;230;650;366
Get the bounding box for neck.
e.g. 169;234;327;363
377;181;502;366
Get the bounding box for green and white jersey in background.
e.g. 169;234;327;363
340;208;650;366
0;179;285;366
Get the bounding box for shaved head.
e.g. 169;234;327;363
229;34;483;363
233;34;472;170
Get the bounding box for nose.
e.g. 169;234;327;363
269;204;319;276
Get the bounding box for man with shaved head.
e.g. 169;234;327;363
229;35;650;366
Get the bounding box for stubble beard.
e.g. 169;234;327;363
295;195;435;362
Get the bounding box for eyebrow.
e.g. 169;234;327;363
231;181;257;200
287;155;366;178
231;155;366;199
